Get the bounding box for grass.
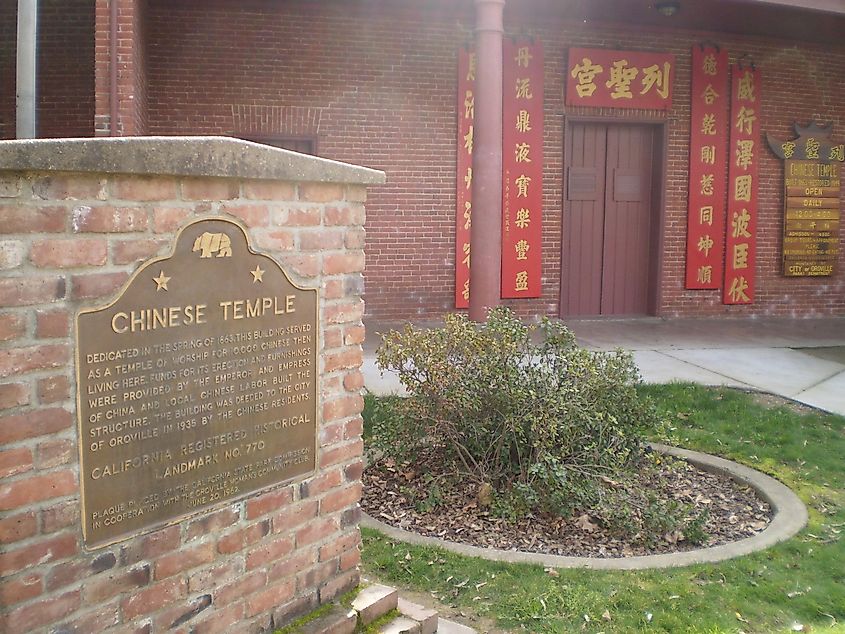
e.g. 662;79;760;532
360;383;845;633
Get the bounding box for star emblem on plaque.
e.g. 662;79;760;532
75;217;318;548
153;271;171;291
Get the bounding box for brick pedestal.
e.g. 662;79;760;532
0;137;384;633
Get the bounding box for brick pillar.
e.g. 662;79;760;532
469;0;505;322
94;0;148;136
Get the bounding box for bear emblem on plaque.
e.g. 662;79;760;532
192;232;232;258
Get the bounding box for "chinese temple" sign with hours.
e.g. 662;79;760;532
768;122;843;277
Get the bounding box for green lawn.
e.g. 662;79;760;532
361;384;845;633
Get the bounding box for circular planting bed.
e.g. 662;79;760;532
361;444;807;570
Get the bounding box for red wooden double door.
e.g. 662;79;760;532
561;123;661;317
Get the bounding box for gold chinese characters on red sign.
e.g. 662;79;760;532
723;65;761;305
566;47;674;110
502;39;543;298
685;45;730;289
455;47;475;308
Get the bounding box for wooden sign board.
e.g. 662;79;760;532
455;48;475;308
685;45;729;289
768;122;843;276
502;39;543;298
76;217;318;548
566;47;675;110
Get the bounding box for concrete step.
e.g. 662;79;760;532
397;597;438;634
294;584;477;634
435;618;478;634
297;604;357;634
351;583;399;626
379;615;422;633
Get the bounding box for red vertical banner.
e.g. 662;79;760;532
455;48;475;308
723;65;761;304
685;45;729;289
501;39;543;298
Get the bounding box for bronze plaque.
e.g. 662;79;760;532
767;122;843;277
76;217;318;548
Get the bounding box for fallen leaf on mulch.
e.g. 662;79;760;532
576;514;599;532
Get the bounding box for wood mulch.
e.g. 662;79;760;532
362;451;771;559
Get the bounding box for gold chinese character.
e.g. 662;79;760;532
516;78;533;99
697;265;713;284
516;110;532;133
735;106;756;134
805;138;820;160
736;139;754;169
515;271;529;291
701;84;719;105
606;60;638;99
515;239;530;260
829;145;844;161
467;53;477;82
701;114;717;136
731;208;752;238
462;242;471;268
515;174;531;197
737;70;755;102
515;208;530;229
570;57;604;97
641;62;670;99
464;90;474;119
464;125;473;155
734;175;752;202
701;145;716;165
697;234;714;256
465;167;472;190
732;243;749;269
782;141;796;159
702;53;717;76
700;173;714;196
515;142;531;163
462;279;470;301
700;205;714;226
515;46;533;68
727;276;750;303
464;201;472;230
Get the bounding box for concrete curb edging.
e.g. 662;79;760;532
362;444;808;570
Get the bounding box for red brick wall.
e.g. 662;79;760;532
144;0;475;321
0;164;368;632
140;0;844;318
0;0;94;140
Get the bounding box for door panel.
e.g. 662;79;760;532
561;124;606;316
562;123;656;317
601;125;654;315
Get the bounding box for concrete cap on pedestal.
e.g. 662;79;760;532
0;136;386;185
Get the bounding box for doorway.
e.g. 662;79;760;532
561;122;662;317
